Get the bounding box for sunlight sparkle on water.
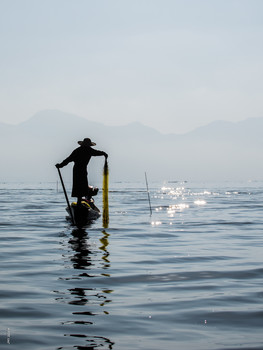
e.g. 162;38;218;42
151;221;162;226
161;186;186;197
167;203;189;216
155;207;163;212
194;200;206;205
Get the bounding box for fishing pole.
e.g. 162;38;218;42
102;159;109;228
145;172;152;216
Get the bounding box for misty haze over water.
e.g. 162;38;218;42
0;110;263;183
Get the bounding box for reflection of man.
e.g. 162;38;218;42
56;138;108;205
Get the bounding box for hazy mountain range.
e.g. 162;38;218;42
1;109;263;183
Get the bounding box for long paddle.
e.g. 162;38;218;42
56;167;75;225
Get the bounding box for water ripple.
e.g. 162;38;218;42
0;181;263;349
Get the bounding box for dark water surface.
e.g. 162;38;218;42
0;181;263;349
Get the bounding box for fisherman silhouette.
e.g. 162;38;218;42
56;138;108;206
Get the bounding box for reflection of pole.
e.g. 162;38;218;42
57;167;75;225
100;230;110;267
145;172;152;216
103;160;109;228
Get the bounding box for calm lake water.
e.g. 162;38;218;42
0;180;263;350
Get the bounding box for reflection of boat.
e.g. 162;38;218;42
56;228;114;350
66;198;100;227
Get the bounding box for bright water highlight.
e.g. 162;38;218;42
0;181;263;349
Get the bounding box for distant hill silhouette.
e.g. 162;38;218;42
0;109;262;182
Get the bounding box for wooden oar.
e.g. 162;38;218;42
56;167;75;225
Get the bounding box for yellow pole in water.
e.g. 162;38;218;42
102;159;109;228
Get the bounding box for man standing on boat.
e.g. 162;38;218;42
56;138;108;206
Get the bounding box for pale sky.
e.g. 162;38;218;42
1;0;263;134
